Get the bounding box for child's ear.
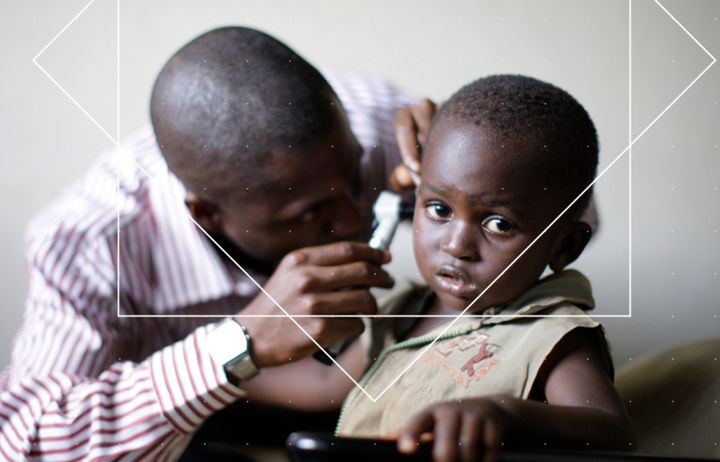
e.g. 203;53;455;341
184;192;223;232
549;221;593;273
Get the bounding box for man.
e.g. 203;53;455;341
0;27;432;460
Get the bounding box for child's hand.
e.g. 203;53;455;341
396;395;517;462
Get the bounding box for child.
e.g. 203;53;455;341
242;74;635;460
333;74;635;458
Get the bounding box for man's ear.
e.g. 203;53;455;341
184;191;223;233
549;221;592;273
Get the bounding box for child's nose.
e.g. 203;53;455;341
440;221;480;261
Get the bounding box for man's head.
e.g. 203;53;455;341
151;27;364;265
413;74;599;312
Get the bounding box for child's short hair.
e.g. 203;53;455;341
434;75;599;214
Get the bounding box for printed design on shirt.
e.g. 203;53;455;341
434;332;489;356
421;333;500;389
460;341;495;377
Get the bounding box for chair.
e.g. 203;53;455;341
615;337;720;459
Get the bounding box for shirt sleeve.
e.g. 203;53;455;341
0;235;244;460
323;69;419;186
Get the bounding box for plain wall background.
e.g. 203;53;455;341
1;0;718;369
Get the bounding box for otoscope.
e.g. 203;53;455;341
367;191;415;250
314;191;414;365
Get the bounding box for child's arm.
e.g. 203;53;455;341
396;328;636;461
237;337;368;411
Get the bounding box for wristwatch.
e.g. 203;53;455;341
207;318;259;383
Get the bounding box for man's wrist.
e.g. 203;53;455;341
206;318;260;384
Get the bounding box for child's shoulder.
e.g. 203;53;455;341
506;269;595;313
480;269;601;338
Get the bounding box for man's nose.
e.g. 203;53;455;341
440;221;480;261
329;193;363;240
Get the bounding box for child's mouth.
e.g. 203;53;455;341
434;265;478;298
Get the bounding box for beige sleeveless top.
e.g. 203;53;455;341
336;270;613;437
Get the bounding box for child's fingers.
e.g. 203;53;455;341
459;414;482;462
432;410;461;462
481;418;502;462
483;418;500;447
397;411;435;454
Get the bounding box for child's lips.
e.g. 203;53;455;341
434;265;478;298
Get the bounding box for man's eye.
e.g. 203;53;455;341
482;216;515;234
299;204;323;223
425;202;452;221
300;210;317;223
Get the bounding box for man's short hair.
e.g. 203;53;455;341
150;26;337;201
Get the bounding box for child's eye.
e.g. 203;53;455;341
482;216;515;234
424;201;452;221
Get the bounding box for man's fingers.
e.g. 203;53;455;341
287;241;390;267
389;164;418;191
393;99;436;188
312;262;394;291
411;98;436;146
308;289;378;315
394;107;421;172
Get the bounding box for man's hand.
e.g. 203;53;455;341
236;241;394;368
397;395;519;462
390;98;438;191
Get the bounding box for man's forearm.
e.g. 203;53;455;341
0;323;244;461
241;338;367;411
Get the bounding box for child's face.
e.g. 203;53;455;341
413;119;572;312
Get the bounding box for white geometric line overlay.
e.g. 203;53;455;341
33;0;117;145
33;0;716;402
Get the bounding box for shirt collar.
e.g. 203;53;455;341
486;269;595;322
396;270;594;341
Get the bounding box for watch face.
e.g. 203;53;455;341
206;319;260;381
222;321;259;381
227;349;259;381
208;319;250;368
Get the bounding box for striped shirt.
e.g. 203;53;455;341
0;71;416;461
